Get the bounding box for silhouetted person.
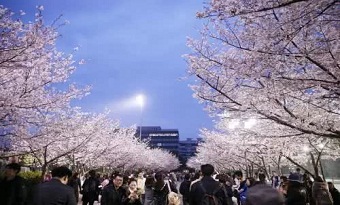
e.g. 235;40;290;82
33;166;76;205
0;163;27;205
179;174;191;205
327;182;340;205
67;172;82;202
82;170;100;205
312;176;333;205
189;164;228;205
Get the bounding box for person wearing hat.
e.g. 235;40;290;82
286;173;308;205
0;162;27;205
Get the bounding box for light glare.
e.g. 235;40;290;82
244;118;256;129
136;94;145;107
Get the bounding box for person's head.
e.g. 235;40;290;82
259;173;266;182
246;184;285;205
296;168;301;173
4;163;21;180
72;172;79;178
216;174;227;184
110;171;120;179
272;171;277;176
145;176;155;188
113;174;124;188
234;170;243;180
280;176;287;182
168;191;181;205
128;178;138;191
51;166;72;184
327;182;335;190
138;172;144;178
88;170;96;178
155;171;164;182
184;173;190;181
201;164;214;176
192;172;201;180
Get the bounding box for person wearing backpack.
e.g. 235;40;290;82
189;164;229;205
82;170;100;205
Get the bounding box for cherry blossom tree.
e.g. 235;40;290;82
185;0;340;139
7;107;180;178
0;5;89;145
6;109;106;178
84;127;180;172
188;118;340;179
0;5;180;174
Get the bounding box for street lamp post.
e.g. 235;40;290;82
136;94;145;140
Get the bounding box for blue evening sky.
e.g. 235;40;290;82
1;0;214;139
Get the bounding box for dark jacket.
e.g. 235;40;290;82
33;178;76;205
144;187;154;205
153;180;177;205
82;177;100;202
312;182;333;205
122;189;142;205
189;176;228;205
101;184;126;205
67;177;81;202
286;181;307;205
179;180;191;203
0;175;26;205
330;187;340;205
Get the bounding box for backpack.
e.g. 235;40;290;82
199;182;223;205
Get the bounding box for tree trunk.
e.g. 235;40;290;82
40;164;47;182
261;156;270;179
319;159;326;181
277;155;282;175
310;152;319;177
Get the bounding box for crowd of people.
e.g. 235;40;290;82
0;162;340;205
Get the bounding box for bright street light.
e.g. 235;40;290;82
228;119;240;130
136;94;145;140
244;118;257;129
136;94;145;108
